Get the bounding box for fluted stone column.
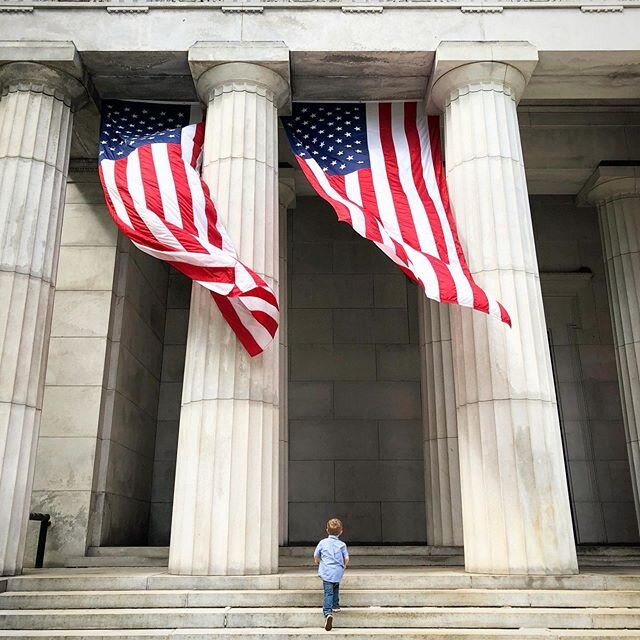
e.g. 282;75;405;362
578;165;640;532
0;60;85;575
278;170;295;547
419;300;463;547
430;42;578;575
169;52;289;575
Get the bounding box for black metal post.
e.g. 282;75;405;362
29;513;51;569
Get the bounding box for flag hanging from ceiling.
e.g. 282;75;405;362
282;102;511;325
98;100;279;357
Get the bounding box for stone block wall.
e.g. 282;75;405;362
534;195;639;543
148;268;191;545
89;237;168;546
288;197;425;544
26;170;119;566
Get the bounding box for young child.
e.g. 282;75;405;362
313;517;349;631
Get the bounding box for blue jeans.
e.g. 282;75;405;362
322;580;340;616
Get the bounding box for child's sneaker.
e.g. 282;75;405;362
332;608;341;612
324;614;333;631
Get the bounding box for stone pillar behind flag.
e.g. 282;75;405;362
430;42;578;575
168;44;289;575
278;170;295;547
419;300;463;547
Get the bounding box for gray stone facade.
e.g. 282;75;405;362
1;9;640;577
287;197;425;544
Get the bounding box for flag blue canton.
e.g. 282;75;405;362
282;103;370;176
99;100;191;161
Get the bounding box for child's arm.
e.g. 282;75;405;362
343;546;350;569
313;542;322;566
314;555;320;566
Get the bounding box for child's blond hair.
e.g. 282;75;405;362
326;518;343;536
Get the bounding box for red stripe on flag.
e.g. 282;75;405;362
212;293;263;357
295;158;354;224
112;156;151;240
404;104;449;262
427;116;472;275
498;302;512;327
191;122;205;168
377;103;421;250
165;145;200;239
356;170;384;243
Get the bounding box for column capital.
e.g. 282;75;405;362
577;164;640;206
188;41;291;112
279;168;296;210
429;41;538;112
0;41;87;111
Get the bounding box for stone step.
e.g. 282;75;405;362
85;545;640;558
87;546;463;558
8;569;640;592
65;557;170;568
2;630;640;639
64;546;640;569
66;556;465;569
279;546;462;557
279;556;464;567
5;587;640;609
87;548;169;558
2;606;640;630
2;630;640;640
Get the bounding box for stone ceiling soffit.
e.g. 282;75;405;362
290;50;431;102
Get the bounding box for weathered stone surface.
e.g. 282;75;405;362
335;460;425;502
0;63;83;574
334;382;421;420
169;53;288;576
433;42;578;575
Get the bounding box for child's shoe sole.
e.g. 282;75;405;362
324;614;333;631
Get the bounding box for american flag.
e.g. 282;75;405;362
282;102;510;325
98;100;279;357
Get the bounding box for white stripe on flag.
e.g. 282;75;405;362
126;151;185;252
414;111;474;306
415;112;460;265
130;243;236;269
306;160;368;229
228;298;274;350
365;103;403;241
180;123;197;167
344;173;367;235
151;144;183;228
390;103;438;256
101;160;134;229
184;161;211;246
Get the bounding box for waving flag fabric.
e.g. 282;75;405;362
98;100;279;357
282;102;510;325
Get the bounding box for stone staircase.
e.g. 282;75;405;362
62;545;640;569
64;546;466;569
2;563;640;639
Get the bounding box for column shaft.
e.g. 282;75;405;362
433;57;577;575
0;69;78;575
419;300;463;547
278;172;295;547
580;167;640;532
169;63;287;575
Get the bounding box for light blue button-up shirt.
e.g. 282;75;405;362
314;535;349;583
